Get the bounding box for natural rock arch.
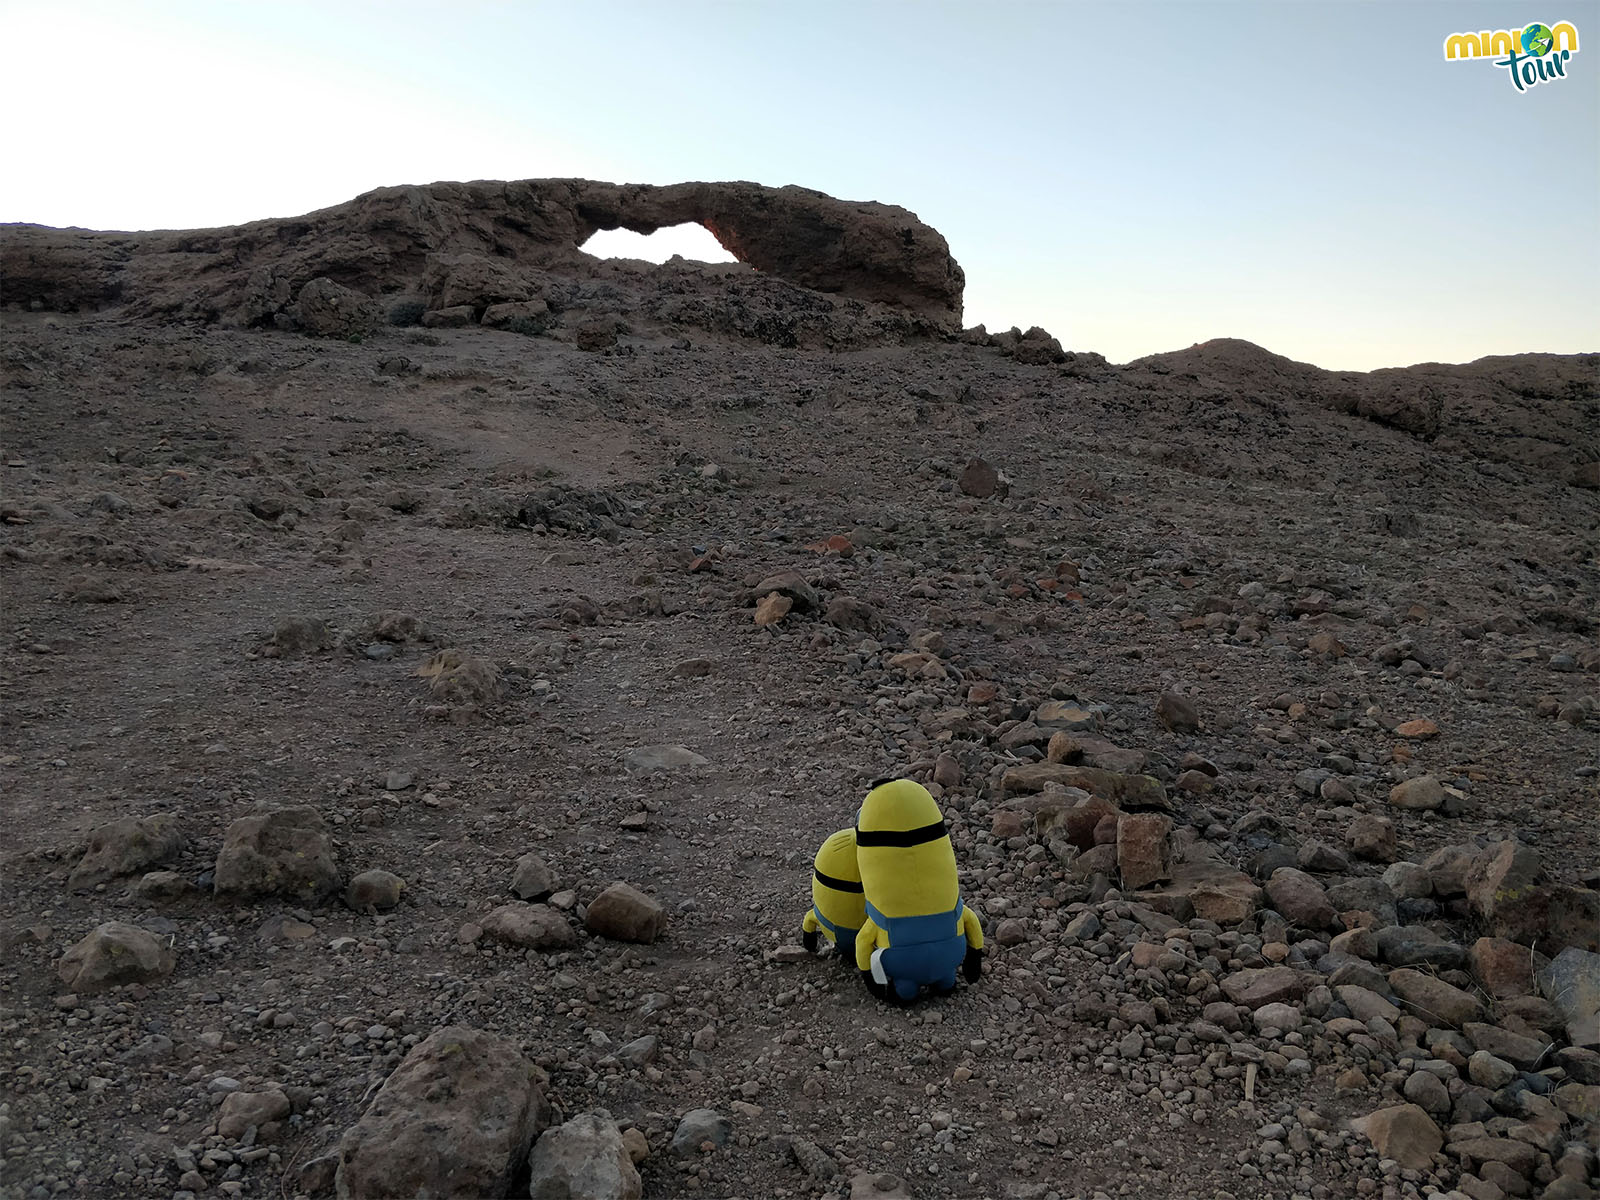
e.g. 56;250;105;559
0;178;966;333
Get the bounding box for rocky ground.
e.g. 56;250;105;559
1;259;1598;1200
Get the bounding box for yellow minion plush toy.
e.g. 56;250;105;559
801;828;865;958
854;777;984;1002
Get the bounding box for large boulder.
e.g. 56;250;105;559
294;277;378;337
1001;763;1170;811
1353;1104;1441;1170
1465;841;1600;953
345;870;405;912
1141;858;1262;924
1265;868;1337;929
527;1112;641;1200
218;1090;291;1140
1388;776;1445;810
335;1026;546;1199
1115;814;1172;889
585;883;668;943
69;813;185;891
1388;968;1485;1027
670;1108;732;1156
1221;967;1306;1010
57;922;175;993
479;903;577;950
214;807;339;901
511;852;555;901
1421;844;1478;896
1538;947;1600;1048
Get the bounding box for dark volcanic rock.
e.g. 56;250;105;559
1;178;966;335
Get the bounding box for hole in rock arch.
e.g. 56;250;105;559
580;223;740;266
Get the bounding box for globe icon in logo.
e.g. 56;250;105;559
1522;22;1554;55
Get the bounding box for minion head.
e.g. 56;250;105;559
855;778;959;919
810;828;865;948
814;828;861;888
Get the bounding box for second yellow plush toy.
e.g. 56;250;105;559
801;828;865;958
853;778;984;1003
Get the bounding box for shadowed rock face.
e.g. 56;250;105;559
0;178;965;331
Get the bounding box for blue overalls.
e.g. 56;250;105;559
810;906;858;957
866;900;968;1000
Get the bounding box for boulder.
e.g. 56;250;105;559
295;277;378;337
1038;795;1120;851
754;592;793;626
480;299;549;333
1141;859;1261;924
270;616;335;656
1376;925;1467;970
1462;1022;1551;1070
479;903;577;950
526;1112;641;1200
1469;936;1539;998
1325;878;1398;927
511;852;555;901
57;922;176;993
824;596;883;633
218;1089;291;1139
1381;861;1432;899
1466;841;1600;953
1449;1136;1540;1178
69;813;186;891
344;870;404;911
1115;814;1172;890
1388;968;1485;1027
1033;701;1100;732
1388;776;1445;810
585;883;667;943
1265;868;1336;929
669;1108;732;1156
1336;985;1400;1024
1353;1104;1442;1170
1466;839;1543;925
957;457;1005;499
1046;731;1083;763
1001;763;1169;811
789;1138;840;1181
1538;947;1600;1047
1421;844;1478;896
214;807;339;901
1253;1002;1302;1033
1154;692;1201;733
1403;1070;1450;1115
932;752;962;789
748;570;820;612
1346;813;1396;862
335;1026;545;1199
1221;966;1306;1010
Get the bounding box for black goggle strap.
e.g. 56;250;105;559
813;868;864;893
854;820;948;848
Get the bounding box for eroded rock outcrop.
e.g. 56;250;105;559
1124;338;1599;487
1;178;965;340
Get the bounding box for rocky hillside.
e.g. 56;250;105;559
1;183;1597;1200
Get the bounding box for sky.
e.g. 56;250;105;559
3;0;1597;370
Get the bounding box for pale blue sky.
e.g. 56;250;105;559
5;0;1597;369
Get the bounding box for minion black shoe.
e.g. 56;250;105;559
963;946;984;983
